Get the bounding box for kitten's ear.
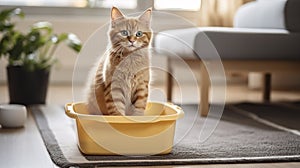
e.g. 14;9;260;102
111;6;125;26
138;8;152;26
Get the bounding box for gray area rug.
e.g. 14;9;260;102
30;102;300;167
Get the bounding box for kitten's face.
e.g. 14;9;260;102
109;7;152;52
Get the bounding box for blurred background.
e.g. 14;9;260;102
0;0;299;104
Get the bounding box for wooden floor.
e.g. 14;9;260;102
2;84;300;105
0;84;300;168
46;83;300;104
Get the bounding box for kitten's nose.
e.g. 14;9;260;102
128;36;136;43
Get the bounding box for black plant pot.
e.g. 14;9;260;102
7;66;50;105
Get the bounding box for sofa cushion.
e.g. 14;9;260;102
285;0;300;32
234;0;286;29
155;28;200;59
155;27;300;60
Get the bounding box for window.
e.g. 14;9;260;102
154;0;201;11
0;0;87;7
89;0;137;9
0;0;137;9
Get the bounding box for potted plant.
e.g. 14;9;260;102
0;8;82;105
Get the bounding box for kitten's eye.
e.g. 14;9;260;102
136;31;143;37
120;30;129;36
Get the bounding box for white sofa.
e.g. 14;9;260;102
155;0;300;116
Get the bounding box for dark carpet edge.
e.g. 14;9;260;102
30;105;300;168
30;106;78;168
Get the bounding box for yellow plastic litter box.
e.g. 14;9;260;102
65;102;184;155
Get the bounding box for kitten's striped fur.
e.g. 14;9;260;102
86;7;152;115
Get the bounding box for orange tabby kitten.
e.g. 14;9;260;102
86;7;152;116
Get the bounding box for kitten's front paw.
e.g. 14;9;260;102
109;111;124;116
132;109;145;116
107;107;125;116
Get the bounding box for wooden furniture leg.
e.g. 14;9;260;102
200;62;210;117
167;58;173;102
262;73;272;102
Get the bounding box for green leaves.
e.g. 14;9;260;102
32;21;52;33
0;8;82;71
0;8;24;31
0;8;24;21
8;33;25;61
66;33;82;52
0;8;24;60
